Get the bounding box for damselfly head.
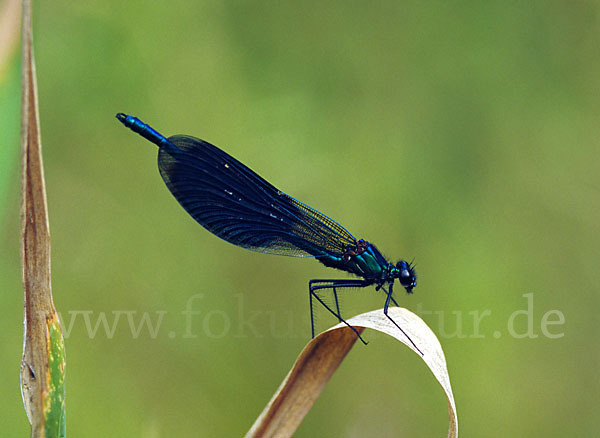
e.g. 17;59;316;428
396;260;417;293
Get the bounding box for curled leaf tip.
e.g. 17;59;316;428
248;307;458;438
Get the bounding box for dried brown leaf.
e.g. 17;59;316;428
20;0;66;436
247;307;458;438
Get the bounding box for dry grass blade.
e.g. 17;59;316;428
247;307;458;438
20;0;66;436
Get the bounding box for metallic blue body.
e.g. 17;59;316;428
116;113;172;148
317;241;389;281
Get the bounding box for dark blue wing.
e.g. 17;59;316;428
158;135;357;258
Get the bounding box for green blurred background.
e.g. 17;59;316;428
1;0;598;436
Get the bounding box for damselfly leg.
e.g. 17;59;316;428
381;283;423;356
308;279;371;344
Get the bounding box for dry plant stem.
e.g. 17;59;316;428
247;327;362;437
20;0;66;435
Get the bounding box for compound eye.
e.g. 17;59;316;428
399;269;412;286
396;260;416;292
